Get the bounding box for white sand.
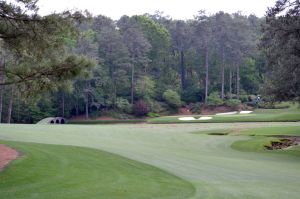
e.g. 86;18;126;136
178;117;196;121
215;111;238;116
178;116;212;121
240;111;253;114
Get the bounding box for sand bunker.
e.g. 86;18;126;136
215;111;253;116
239;111;253;114
215;111;238;116
198;117;213;120
265;136;300;150
178;117;196;121
178;117;212;121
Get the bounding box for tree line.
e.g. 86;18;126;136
0;0;298;123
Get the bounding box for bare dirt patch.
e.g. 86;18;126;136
0;144;19;171
265;136;300;150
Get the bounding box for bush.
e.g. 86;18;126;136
239;95;249;103
163;89;181;109
133;100;149;116
181;86;203;103
147;112;160;118
258;101;275;109
116;98;132;113
207;92;224;106
189;103;202;114
147;100;166;113
225;99;241;108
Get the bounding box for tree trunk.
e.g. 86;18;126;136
236;64;240;99
205;46;209;103
75;103;79;116
85;99;89;120
7;86;14;124
17;91;20;122
180;50;186;90
221;48;225;99
229;68;232;99
0;84;3;123
62;92;65;117
131;65;135;104
84;82;89;120
0;56;5;123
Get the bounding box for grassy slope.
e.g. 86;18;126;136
0;141;194;199
0;122;300;198
148;107;300;123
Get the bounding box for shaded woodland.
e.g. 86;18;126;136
0;0;298;123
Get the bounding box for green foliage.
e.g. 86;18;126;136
189;103;202;114
207;92;224;106
116;98;132;114
239;95;249;103
147;112;160;118
0;7;276;123
261;0;300;102
240;58;261;94
181;86;203;103
163;90;181;109
0;1;94;89
135;76;155;100
225;99;241;107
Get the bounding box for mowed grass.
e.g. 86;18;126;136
0;122;300;198
148;106;300;123
231;126;300;156
0;141;194;199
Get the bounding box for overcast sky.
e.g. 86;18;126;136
37;0;277;20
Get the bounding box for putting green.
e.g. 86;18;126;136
0;141;194;199
148;107;300;123
0;122;300;198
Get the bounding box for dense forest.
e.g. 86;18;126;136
0;0;299;123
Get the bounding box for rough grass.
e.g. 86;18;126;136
148;107;300;123
0;122;300;198
0;141;194;199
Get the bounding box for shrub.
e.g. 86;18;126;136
239;95;249;103
207;92;224;106
116;98;132;113
147;100;165;113
189;103;202;114
258;101;275;109
147;112;160;118
163;89;181;109
133;100;149;116
225;99;241;107
135;76;155;99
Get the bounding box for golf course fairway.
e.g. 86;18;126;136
0;122;300;198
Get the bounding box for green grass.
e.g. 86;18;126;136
230;125;300;156
68;119;146;125
1;122;300;198
0;141;194;199
148;107;300;123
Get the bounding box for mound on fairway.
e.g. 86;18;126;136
0;141;194;199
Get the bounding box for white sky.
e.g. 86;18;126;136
37;0;277;20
